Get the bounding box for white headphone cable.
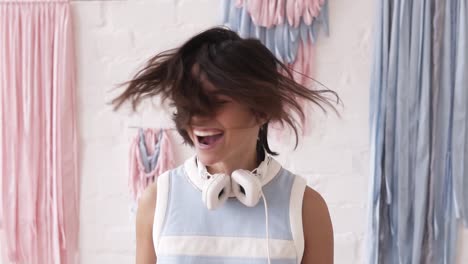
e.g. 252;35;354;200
260;190;271;264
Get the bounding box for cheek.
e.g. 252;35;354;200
219;113;259;143
217;105;256;128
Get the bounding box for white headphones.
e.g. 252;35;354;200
197;154;271;210
189;153;275;264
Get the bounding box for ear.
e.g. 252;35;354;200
254;112;269;126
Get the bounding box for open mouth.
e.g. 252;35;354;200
194;130;224;149
197;133;223;146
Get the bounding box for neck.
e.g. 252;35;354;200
206;146;263;175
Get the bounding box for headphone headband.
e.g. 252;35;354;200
184;153;281;193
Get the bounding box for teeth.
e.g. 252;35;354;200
193;130;223;137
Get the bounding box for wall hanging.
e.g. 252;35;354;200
0;1;79;263
368;0;467;263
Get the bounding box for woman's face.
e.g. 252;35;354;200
186;74;262;168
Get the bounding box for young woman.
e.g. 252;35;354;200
113;27;337;264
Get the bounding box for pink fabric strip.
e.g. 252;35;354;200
242;0;324;27
0;2;78;263
234;0;324;136
129;129;175;203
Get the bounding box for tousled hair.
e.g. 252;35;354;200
112;26;339;156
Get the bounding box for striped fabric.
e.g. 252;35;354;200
152;157;307;264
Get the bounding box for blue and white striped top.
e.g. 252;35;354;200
153;156;307;264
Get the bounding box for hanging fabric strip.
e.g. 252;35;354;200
128;128;175;204
220;0;329;137
367;0;389;263
221;0;328;73
368;0;467;263
410;1;432;263
0;1;79;264
452;0;468;228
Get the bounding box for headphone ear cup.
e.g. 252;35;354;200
202;173;232;210
231;170;262;207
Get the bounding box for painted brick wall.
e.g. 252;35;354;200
73;2;372;262
1;0;467;263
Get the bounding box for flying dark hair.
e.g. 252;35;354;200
112;26;339;156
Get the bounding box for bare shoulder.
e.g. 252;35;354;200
139;181;157;210
135;181;158;263
138;181;157;219
301;186;334;264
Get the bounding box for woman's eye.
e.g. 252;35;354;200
209;94;233;106
213;97;232;105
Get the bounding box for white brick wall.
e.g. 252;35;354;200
1;0;467;263
55;0;468;264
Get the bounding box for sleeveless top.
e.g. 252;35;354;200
152;156;307;264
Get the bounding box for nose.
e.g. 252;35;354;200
190;113;213;126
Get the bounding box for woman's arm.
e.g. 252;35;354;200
136;182;158;264
301;187;334;264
